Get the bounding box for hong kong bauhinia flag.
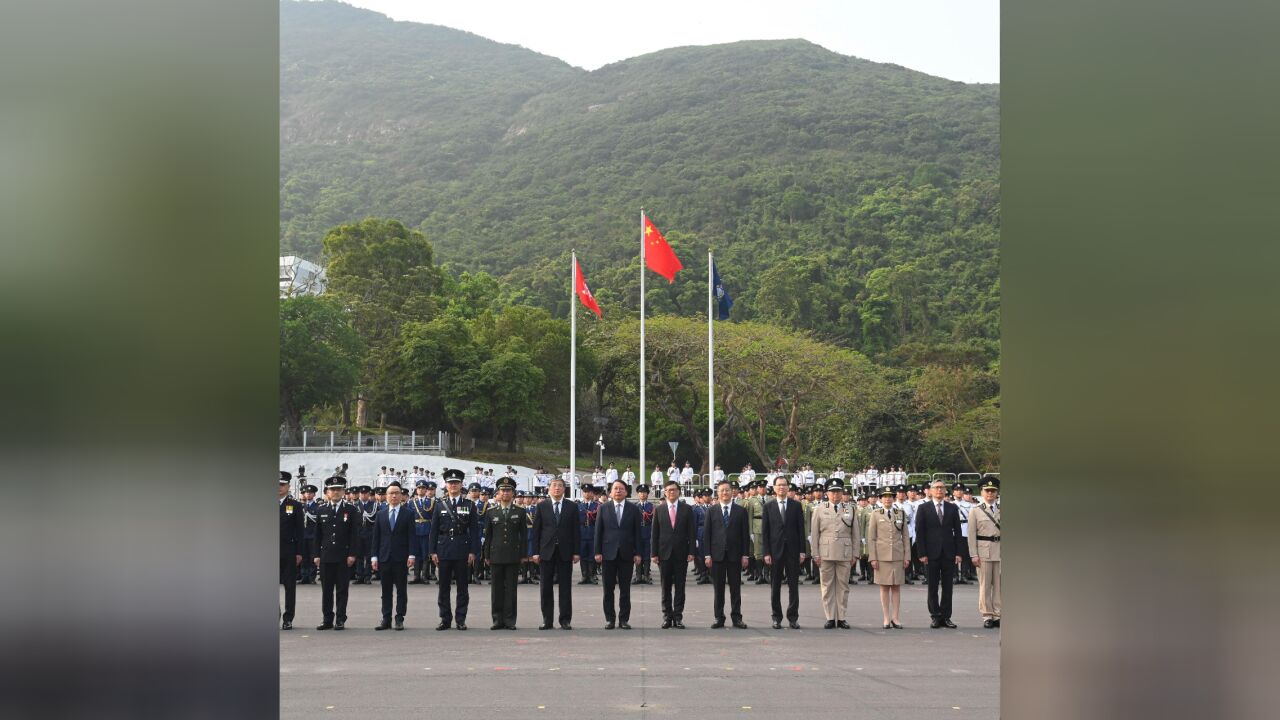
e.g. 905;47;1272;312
574;258;602;317
643;215;683;283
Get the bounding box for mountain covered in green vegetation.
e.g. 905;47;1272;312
279;1;1000;472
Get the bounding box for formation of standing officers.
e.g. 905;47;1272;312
279;469;1002;632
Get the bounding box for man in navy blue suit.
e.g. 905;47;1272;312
593;479;643;629
429;469;481;630
914;479;966;628
371;484;415;630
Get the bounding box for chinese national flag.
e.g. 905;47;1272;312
574;258;602;318
643;216;683;283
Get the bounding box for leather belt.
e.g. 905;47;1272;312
976;535;1001;542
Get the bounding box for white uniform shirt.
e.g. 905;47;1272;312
605;468;619;484
712;469;725;484
740;469;756;486
650;470;664;486
621;470;636;484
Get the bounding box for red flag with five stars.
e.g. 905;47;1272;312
574;258;602;317
643;215;683;283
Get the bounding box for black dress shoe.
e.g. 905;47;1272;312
710;620;725;629
732;620;749;629
884;623;892;629
456;621;467;631
333;620;345;631
619;621;631;630
436;621;450;631
661;619;672;629
376;620;392;631
577;579;592;585
983;619;995;628
560;623;572;630
491;623;504;630
943;619;957;629
281;620;292;630
824;620;836;629
837;621;851;629
993;618;1000;627
930;618;944;629
506;625;517;631
316;622;333;630
605;621;615;630
673;621;685;629
394;618;404;630
772;620;783;629
539;623;553;630
789;620;800;629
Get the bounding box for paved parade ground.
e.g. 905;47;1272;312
281;577;999;719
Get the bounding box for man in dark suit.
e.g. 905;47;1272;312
531;476;581;629
761;475;807;629
593;479;642;629
914;479;966;628
279;472;304;630
429;469;482;630
371;484;415;631
651;479;697;628
703;479;751;628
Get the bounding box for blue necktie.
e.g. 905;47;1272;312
722;506;729;525
390;507;397;528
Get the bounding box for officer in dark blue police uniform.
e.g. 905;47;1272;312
313;476;359;630
409;479;435;584
578;484;600;584
298;482;319;585
279;471;304;630
634;484;655;584
429;469;481;630
692;488;710;584
353;486;376;584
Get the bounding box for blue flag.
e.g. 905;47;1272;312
712;260;733;320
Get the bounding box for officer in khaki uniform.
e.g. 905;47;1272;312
866;485;911;629
745;482;767;583
808;478;856;628
967;477;1002;628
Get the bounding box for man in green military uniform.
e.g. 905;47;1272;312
483;476;528;630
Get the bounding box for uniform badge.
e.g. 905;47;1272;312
285;505;294;514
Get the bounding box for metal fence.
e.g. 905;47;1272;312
279;429;449;455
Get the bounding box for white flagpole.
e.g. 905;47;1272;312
639;209;646;487
570;251;577;498
708;250;715;479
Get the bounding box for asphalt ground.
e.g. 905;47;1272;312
281;569;998;719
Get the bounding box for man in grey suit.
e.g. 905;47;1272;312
593;479;642;629
704;479;750;629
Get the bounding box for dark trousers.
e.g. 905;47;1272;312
437;557;470;623
356;536;373;580
769;553;801;622
379;559;408;621
411;535;431;580
658;556;689;621
490;562;519;627
318;561;350;622
925;557;957;620
298;539;317;582
279;556;298;621
540;556;574;625
579;538;596;581
601;558;633;622
711;560;743;622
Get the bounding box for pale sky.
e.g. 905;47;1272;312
336;0;999;84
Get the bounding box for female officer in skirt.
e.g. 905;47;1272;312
865;485;911;629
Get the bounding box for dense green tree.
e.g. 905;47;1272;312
279;295;364;444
